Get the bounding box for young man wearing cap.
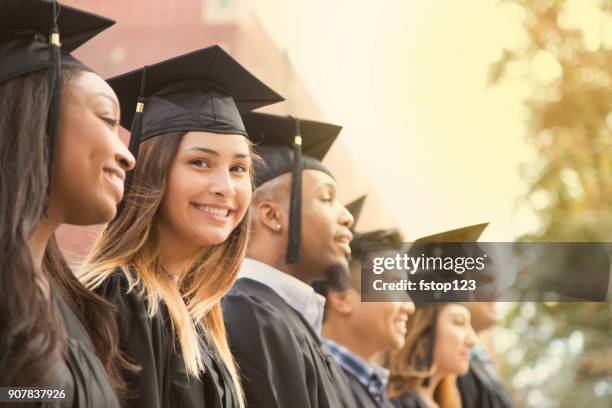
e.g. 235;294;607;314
222;112;357;408
314;223;415;408
457;302;515;408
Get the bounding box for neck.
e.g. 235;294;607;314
416;372;444;407
322;321;382;363
247;241;313;284
158;226;199;279
29;216;61;272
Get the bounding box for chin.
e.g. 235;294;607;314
333;254;350;269
388;338;404;351
456;361;470;375
193;230;231;247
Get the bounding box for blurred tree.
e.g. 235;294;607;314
489;0;611;406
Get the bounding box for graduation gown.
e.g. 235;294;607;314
344;371;391;408
222;278;357;408
457;359;514;408
35;286;120;408
97;270;238;408
390;392;428;408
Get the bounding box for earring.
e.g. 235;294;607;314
275;224;282;231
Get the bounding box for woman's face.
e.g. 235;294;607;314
51;71;135;225
432;304;476;376
159;131;252;248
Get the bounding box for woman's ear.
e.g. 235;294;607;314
327;288;359;316
255;200;285;233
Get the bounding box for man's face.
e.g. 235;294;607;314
299;169;354;278
464;302;500;332
345;287;415;353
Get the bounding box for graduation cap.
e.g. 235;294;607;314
106;45;284;210
346;195;404;258
412;222;488;244
353;228;404;255
242;112;342;264
0;0;114;207
409;223;488;384
0;0;115;82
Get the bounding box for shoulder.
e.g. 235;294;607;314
96;267;138;299
223;278;308;353
223;278;291;321
95;268;166;330
223;279;292;329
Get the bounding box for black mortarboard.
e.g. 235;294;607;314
108;45;283;143
0;0;114;208
412;223;489;244
353;229;404;252
0;0;115;83
243;112;342;264
106;45;283;211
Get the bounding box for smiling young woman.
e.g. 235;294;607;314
78;46;282;408
387;303;477;408
0;1;135;405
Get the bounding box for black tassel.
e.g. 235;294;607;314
44;0;61;214
285;117;302;264
116;66;147;215
422;304;439;387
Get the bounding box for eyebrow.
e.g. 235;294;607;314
187;147;250;159
315;182;337;193
450;312;469;319
89;93;119;110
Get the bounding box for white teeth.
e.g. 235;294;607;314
105;172;123;191
396;320;407;333
194;204;230;217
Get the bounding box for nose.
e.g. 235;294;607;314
113;135;135;171
210;168;236;198
338;203;355;229
401;301;416;316
465;325;477;348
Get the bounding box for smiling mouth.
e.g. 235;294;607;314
191;203;233;218
336;241;351;255
394;319;407;334
335;234;353;254
103;170;124;200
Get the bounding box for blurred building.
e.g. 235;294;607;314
59;0;398;261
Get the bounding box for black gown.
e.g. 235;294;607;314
22;288;119;408
457;359;514;408
222;277;357;408
390;391;428;408
96;270;238;408
344;371;391;408
11;287;120;408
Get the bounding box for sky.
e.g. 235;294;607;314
248;0;542;241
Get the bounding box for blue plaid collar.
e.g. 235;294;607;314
323;338;390;404
470;344;501;381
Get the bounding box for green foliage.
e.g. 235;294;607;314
489;0;611;406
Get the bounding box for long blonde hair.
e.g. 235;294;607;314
387;305;462;408
79;131;248;405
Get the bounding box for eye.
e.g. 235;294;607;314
321;195;334;204
190;159;210;168
454;316;466;325
231;164;248;173
101;117;118;128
